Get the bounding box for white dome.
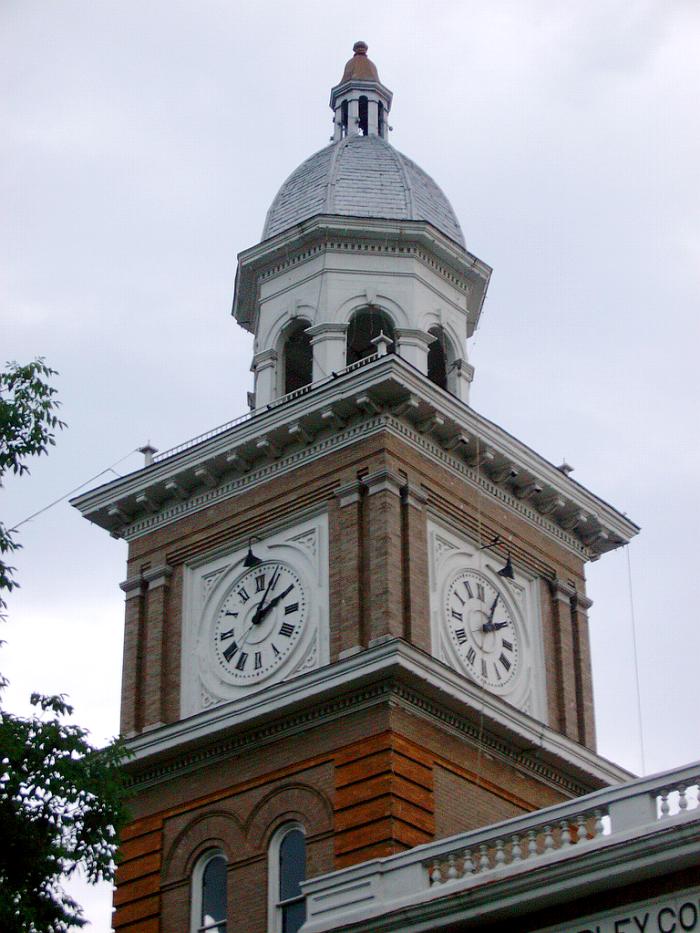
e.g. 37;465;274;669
262;134;465;248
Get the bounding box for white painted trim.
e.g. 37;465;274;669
268;823;307;933
125;639;631;793
72;354;638;560
190;848;227;933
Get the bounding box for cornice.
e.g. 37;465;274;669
233;216;491;334
122;639;631;795
71;354;638;558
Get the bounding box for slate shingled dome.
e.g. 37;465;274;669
262;134;466;248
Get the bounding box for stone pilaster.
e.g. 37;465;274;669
306;322;348;382
401;481;430;651
333;479;364;660
252;348;278;406
119;576;146;736
572;592;596;749
395;328;435;375
142;564;173;730
362;468;404;645
550;578;579;741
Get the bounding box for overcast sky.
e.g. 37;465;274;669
3;1;699;928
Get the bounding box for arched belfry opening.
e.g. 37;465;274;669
358;96;369;135
282;320;313;394
427;326;449;391
346;308;395;365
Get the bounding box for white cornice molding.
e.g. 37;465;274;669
233;216;491;334
122;639;631;794
71;355;638;557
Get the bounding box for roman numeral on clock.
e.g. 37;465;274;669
255;574;266;592
235;652;248;671
476;583;485;602
254;651;262;670
466;646;476;665
499;653;511;671
454;627;467;645
481;658;488;679
464;581;473;599
238;587;250;603
279;622;295;637
502;639;513;652
223;640;238;662
284;602;299;615
451;608;463;621
219;628;235;641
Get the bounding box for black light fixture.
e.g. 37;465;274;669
497;553;515;579
479;535;514;579
243;537;263;568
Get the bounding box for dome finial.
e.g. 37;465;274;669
331;41;392;140
340;40;380;83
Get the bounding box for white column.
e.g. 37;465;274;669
395;329;435;375
306;323;348;380
348;97;359;134
367;99;379;136
252;349;278;406
333;107;342;141
448;358;475;404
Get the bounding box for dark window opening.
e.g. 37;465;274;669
346;308;395;365
358;96;368;135
284;322;313;394
200;854;227;932
279;830;306;933
340;100;348;137
378;102;385;137
427;326;448;390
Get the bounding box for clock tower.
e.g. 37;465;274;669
73;42;638;933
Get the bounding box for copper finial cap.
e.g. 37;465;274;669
341;41;379;83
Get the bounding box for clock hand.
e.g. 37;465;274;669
491;620;511;631
488;593;499;622
255;583;294;623
482;594;500;632
251;567;281;625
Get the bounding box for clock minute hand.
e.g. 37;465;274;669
251;567;280;625
482;593;500;632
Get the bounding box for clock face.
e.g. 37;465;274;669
212;561;308;685
444;569;520;692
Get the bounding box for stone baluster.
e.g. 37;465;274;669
511;834;522;862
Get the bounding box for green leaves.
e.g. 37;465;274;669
0;695;128;931
0;359;128;931
0;358;66;616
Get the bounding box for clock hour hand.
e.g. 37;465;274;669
255;583;294;623
484;619;511;633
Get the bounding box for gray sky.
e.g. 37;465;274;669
3;1;699;927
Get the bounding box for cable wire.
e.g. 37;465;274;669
9;448;141;532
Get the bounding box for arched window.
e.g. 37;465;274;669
269;824;306;933
282;321;313;395
346;308;395;366
358;95;368;135
191;849;227;933
427;325;448;390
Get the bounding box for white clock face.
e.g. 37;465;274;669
212;561;308;685
444;569;520;692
